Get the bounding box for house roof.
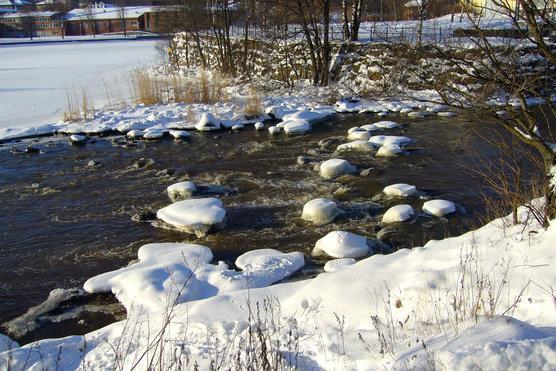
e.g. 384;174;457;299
0;10;60;18
0;0;32;6
63;4;153;21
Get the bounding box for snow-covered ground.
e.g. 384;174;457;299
1;203;554;369
0;39;158;139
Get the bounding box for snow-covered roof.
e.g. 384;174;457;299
63;4;153;21
0;0;32;6
0;10;60;17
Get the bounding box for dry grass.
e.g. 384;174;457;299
130;69;228;106
243;86;263;118
63;87;95;122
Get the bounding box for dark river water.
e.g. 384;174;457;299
0;112;495;342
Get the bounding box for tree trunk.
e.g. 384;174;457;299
342;0;351;40
321;0;330;86
350;0;362;41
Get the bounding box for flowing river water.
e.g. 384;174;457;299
0;112;498;343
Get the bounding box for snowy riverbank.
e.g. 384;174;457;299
1;202;554;369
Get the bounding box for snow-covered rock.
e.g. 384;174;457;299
254;122;264;130
383;183;418;198
83;244;304;313
334;100;361;113
348;126;361;134
336;140;374;152
347;130;372;141
167;181;196;201
69;134;86;142
156;198;226;237
169;130;191;139
143;130;164;139
283;119;311;134
423;199;456;217
195;112;221;131
301;198;342;225
281;109;332;123
319;159;357;179
235;249;305;285
312;231;370;258
376;144;404;157
268;125;280;135
373;120;400;129
232;124;244;131
382;204;415;223
437;111;457;117
369;135;413;148
323;258;356;272
127;129;144;138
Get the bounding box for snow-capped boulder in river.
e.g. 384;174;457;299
143;130;165;139
156;197;226;237
169;130;191;139
127;129;144;138
268;126;280;135
336;140;374;153
167;181;196;201
283;119;311;134
69;134;87;143
254;121;264;130
383;183;418;198
382;204;415;223
301;198;343;225
369;135;413;148
312;231;370;259
347;130;372;141
423;199;456;217
232;124;244;131
324;258;356;272
195;112;221;132
319;159;357;179
376;144;404;157
373;120;400;129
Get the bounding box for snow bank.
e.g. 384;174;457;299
323;258;356;272
301;198;343;225
376;144;404;157
336;140;374;152
383;183;418;197
283;119;311;134
312;231;370;258
382;204;415;222
319;159;357;179
432;317;556;370
0;334;18;353
5;203;556;369
156;198;226;237
423;199;456;217
167;181;196;201
195;112;221;132
84;244;305;313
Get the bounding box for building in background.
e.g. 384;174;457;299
0;0;33;14
0;11;64;36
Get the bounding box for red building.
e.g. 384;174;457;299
0;11;63;37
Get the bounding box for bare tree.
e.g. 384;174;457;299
115;0;127;37
388;0;556;224
82;2;96;37
20;11;35;40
